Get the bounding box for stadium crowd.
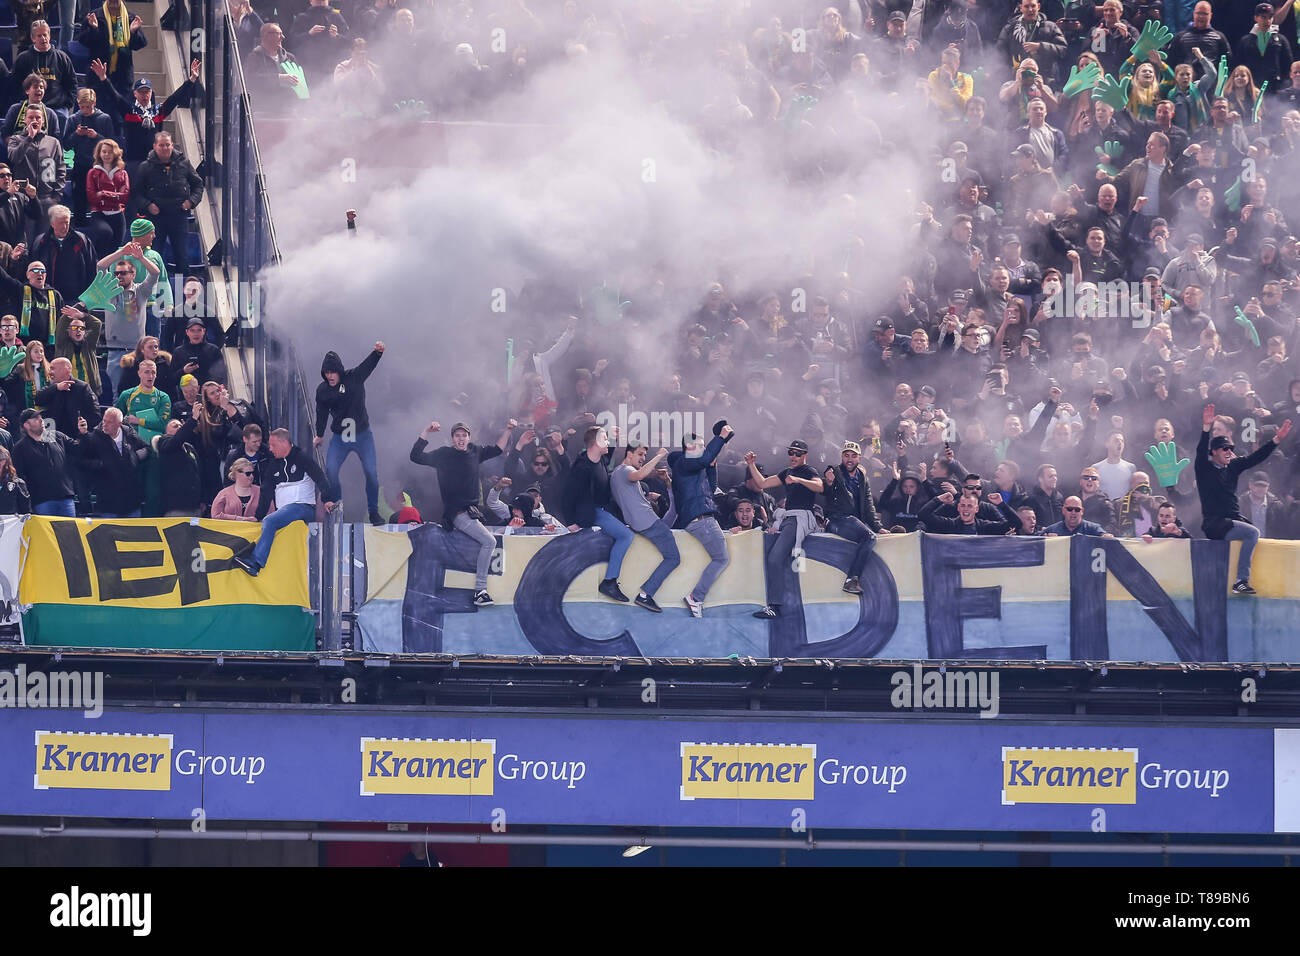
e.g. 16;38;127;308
2;0;1300;607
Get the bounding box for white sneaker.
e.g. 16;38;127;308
683;594;703;618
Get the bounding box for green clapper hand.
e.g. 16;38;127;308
1092;73;1131;111
1253;82;1268;123
1234;307;1260;347
62;148;75;168
1144;442;1190;488
79;270;120;311
281;61;310;99
392;98;430;119
1224;176;1243;211
969;65;985;95
1214;55;1228;97
1095;140;1122;176
1062;61;1102;97
1130;19;1174;61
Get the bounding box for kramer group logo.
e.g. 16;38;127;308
360;737;496;796
34;731;173;791
1001;746;1138;805
680;742;816;801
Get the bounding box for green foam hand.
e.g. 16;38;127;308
969;65;985;94
1062;61;1101;97
281;61;310;99
392;98;430;119
1253;82;1268;123
1130;19;1174;61
1092;73;1130;111
1094;141;1122;176
62;148;75;168
79;270;120;311
1234;307;1260;347
1214;55;1228;97
1224;177;1242;211
1144;442;1190;488
0;345;23;378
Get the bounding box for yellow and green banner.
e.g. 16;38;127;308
20;517;314;651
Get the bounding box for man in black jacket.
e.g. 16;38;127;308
561;424;634;603
0;163;40;247
1195;402;1292;593
408;418;513;607
170;317;227;386
80;406;148;517
134;131;202;274
11;407;81;516
235;427;336;576
33;357;101;437
821;440;888;594
11;22;79;113
314;342;383;525
154;416;202;516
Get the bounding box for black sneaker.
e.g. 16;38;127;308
753;605;780;619
369;512;385;526
233;555;260;577
1232;580;1256;595
598;579;630;602
842;576;863;594
473;589;494;607
634;592;662;613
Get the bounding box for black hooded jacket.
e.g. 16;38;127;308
315;348;381;437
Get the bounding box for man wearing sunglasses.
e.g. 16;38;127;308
1042;496;1113;537
1196;403;1293;594
65;240;159;396
747;439;823;620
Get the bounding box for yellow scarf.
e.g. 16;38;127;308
105;1;131;74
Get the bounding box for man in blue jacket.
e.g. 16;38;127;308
667;420;733;618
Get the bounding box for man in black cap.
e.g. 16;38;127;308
12;407;83;516
866;317;903;377
746;438;823;620
821;440;888;594
171;316;227;387
1195;402;1292;593
1236;3;1294;90
409;417;515;607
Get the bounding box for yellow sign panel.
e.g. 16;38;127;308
680;742;816;801
21;517;309;609
34;731;173;791
360;738;496;796
1001;746;1138;805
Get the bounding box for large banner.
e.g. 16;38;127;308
1;706;1295;833
20;517;314;651
358;526;1300;662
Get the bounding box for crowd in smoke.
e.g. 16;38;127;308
241;0;1300;602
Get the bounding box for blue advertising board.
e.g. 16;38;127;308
6;708;1297;834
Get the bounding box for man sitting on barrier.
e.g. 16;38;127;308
668;422;733;619
1195;403;1292;595
748;438;824;620
408;418;514;608
235;427;335;577
821;440;888;595
610;441;679;613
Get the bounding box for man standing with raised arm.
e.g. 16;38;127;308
1195;403;1292;595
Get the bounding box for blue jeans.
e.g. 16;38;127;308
636;519;680;598
251;502;314;568
35;499;77;517
685;516;729;601
107;347;128;396
1224;520;1261;583
826;515;877;578
594;507;634;580
326;428;379;513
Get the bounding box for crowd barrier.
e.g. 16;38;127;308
7;517;1300;663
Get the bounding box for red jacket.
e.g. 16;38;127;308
86;166;130;214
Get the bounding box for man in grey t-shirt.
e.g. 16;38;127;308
611;442;680;613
